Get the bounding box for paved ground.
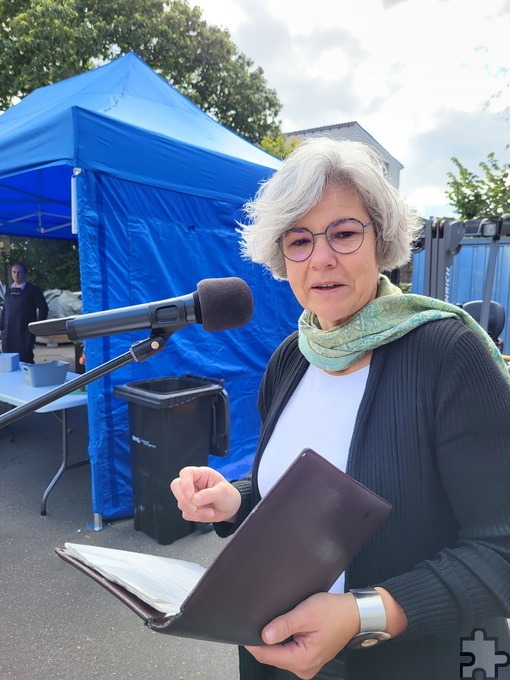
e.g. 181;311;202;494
0;342;239;680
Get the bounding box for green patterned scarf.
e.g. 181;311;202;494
298;274;510;381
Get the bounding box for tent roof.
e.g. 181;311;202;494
0;52;281;238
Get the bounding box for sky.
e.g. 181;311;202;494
193;0;510;218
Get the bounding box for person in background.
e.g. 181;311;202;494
171;138;510;680
0;262;48;363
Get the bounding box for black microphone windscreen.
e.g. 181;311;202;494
197;278;253;331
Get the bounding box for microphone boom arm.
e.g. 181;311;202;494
29;294;197;340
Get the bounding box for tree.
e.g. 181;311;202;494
0;0;282;143
446;153;510;219
2;238;80;292
258;133;300;160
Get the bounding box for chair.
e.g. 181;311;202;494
461;300;506;353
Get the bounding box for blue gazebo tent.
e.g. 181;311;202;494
0;53;301;521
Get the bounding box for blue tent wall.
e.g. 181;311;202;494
77;170;301;519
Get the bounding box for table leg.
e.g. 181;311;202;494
40;410;89;516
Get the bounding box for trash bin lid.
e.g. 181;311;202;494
114;375;224;409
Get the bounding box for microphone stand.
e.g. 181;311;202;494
0;333;169;430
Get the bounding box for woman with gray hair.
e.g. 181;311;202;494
172;138;510;680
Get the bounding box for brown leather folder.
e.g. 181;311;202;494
56;448;392;646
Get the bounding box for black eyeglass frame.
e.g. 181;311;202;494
277;218;375;262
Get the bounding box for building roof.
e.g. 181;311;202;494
286;120;403;169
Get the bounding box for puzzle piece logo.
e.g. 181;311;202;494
461;628;510;679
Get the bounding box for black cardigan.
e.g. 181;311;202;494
219;319;510;679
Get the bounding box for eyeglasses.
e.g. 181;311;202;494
277;218;375;262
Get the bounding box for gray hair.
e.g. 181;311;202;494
239;137;422;280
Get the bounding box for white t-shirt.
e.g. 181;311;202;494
257;362;369;593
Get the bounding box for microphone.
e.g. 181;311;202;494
29;277;253;341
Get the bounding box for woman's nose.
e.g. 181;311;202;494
309;233;337;267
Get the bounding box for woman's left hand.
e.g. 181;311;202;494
245;592;360;680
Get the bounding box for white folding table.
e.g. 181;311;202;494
0;368;88;515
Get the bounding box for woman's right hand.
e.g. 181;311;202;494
170;466;242;524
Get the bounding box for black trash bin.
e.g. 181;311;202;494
114;374;229;545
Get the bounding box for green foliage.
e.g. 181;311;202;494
0;0;282;143
2;238;80;292
446;153;510;219
258;134;300;160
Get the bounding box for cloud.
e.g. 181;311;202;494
229;4;377;129
195;0;509;217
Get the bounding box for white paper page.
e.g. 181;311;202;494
65;543;207;614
